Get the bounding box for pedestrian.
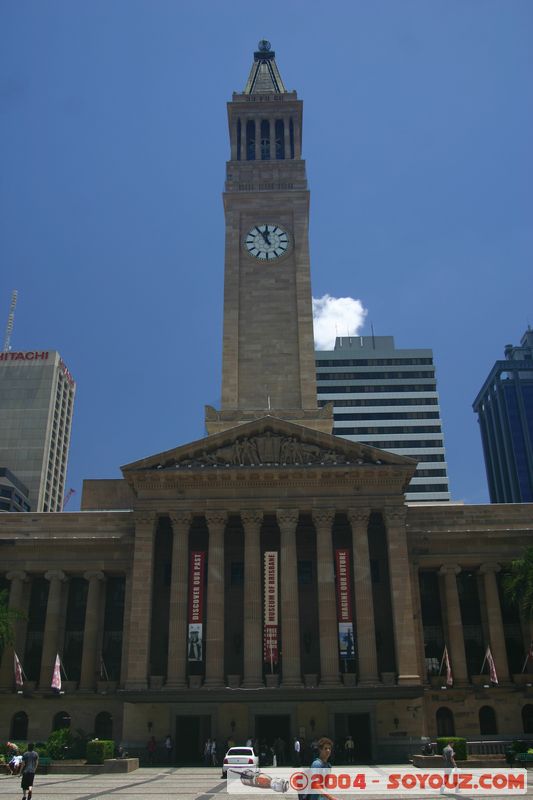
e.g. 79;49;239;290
204;738;212;766
210;738;217;766
147;736;157;765
311;737;333;800
293;737;301;766
441;740;458;794
344;735;354;764
164;734;173;764
20;742;39;800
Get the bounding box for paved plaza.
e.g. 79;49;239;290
1;767;532;800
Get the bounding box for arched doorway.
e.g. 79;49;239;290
479;706;497;735
53;711;71;730
436;707;455;737
94;711;113;740
522;705;533;734
11;711;28;740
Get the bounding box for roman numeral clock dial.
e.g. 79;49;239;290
244;224;290;261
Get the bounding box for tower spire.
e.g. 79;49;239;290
243;40;287;94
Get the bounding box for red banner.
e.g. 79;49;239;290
263;551;279;666
188;551;205;662
335;549;354;660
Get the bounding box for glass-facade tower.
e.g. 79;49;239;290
473;327;533;503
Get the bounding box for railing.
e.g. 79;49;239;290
467;741;509;755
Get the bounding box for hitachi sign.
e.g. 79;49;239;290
0;351;49;361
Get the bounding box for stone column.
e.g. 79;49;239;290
269;119;275;160
348;508;379;685
230;119;238;161
79;571;105;691
480;563;510;682
166;512;191;688
119;572;132;688
204;511;227;688
313;509;341;686
39;570;67;689
123;511;157;690
383;507;420;685
439;564;468;685
242;511;264;687
278;509;302;687
0;571;28;689
410;561;427;683
284;117;291;159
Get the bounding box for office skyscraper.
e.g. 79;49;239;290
0;350;76;511
473;327;533;503
316;335;450;501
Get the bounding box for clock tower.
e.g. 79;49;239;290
206;41;332;435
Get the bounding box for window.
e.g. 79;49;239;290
275;119;284;158
246;120;255;160
261;120;270;160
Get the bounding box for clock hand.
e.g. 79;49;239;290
261;225;271;246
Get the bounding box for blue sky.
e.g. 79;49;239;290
1;0;532;509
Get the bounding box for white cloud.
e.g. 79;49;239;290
312;294;368;350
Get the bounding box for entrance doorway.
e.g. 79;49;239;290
175;715;211;765
255;714;291;750
334;713;373;763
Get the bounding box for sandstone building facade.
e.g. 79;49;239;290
1;43;532;764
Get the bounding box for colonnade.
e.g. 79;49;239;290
0;569;107;691
122;505;420;690
230;115;300;161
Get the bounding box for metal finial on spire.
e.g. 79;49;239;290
258;40;271;52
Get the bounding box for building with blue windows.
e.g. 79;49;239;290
473;328;533;503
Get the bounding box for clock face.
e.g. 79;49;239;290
245;224;290;261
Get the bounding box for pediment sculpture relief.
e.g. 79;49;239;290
151;433;382;470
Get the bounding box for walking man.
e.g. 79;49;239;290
20;742;39;800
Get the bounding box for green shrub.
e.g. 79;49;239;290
436;737;467;761
46;728;73;760
513;740;531;754
86;739;115;765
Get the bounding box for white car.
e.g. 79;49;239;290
221;746;258;777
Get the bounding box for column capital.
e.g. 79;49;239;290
382;506;407;527
347;507;371;527
241;510;264;528
439;564;461;577
276;509;299;530
479;562;501;575
169;511;192;528
205;510;228;531
312;509;335;529
6;570;28;582
44;570;67;583
83;570;105;582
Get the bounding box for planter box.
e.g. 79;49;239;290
149;675;164;690
342;673;356;687
381;672;396;686
227;674;241;688
265;674;279;688
62;680;78;692
189;675;203;689
304;674;318;688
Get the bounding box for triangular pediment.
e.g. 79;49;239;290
121;415;416;474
